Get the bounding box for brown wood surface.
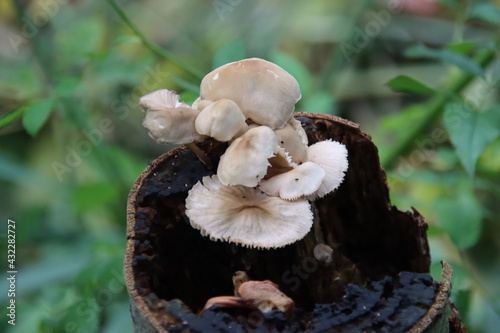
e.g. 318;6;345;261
125;113;465;332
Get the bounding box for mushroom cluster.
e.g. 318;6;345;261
140;58;348;249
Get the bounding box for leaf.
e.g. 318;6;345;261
0;107;26;130
54;77;81;97
386;75;436;95
447;42;477;55
213;39;246;69
444;103;500;176
73;182;120;213
405;44;484;77
270;50;312;97
469;3;500;26
435;194;483;249
22;98;55;136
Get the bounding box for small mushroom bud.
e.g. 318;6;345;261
314;243;334;263
233;271;249;296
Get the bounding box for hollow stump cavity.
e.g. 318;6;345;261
125;113;466;333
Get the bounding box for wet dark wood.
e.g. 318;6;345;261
125;113;464;332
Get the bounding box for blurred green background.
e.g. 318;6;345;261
0;0;499;332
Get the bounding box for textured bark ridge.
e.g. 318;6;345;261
125;113;464;332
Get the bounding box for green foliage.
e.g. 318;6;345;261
435;193;483;249
444;103;500;176
1;1;499;333
386;75;436;95
405;44;485;77
22;99;55;137
469;2;500;26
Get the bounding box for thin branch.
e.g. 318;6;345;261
382;46;498;169
106;0;204;81
0;108;26;130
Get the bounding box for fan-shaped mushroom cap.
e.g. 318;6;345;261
274;121;309;164
195;99;249;142
185;176;314;249
200;58;301;129
307;140;348;199
259;162;325;200
217;126;279;187
140;89;203;145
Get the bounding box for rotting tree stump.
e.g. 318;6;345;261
125;112;466;332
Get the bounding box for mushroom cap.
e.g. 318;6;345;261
307;140;349;199
274;121;309;164
259;162;325;200
313;243;334;263
139;89;191;111
140;89;203;145
195;99;248;142
266;148;294;179
200;58;301;129
185;175;314;249
217;126;278;187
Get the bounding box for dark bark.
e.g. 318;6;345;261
125;113;464;332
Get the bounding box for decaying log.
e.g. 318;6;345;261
125;113;465;332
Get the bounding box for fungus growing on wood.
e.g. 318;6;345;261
307;140;349;200
274;120;309;164
139;89;203;145
217;126;279;187
185;175;313;249
200;58;301;129
195;99;248;142
259;161;325;200
139;60;349;250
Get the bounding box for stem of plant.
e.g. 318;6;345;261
382;46;497;170
185;142;212;170
106;0;204;82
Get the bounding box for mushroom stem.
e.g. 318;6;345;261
185;142;212;170
312;203;325;244
299;202;326;258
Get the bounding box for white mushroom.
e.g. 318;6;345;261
140;89;203;145
288;117;308;146
185;175;314;249
259;162;325;200
266;148;294;179
200;58;301;129
274;121;309;164
313;243;334;263
217;126;278;187
195;99;249;142
192;97;213;111
306;140;349;199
